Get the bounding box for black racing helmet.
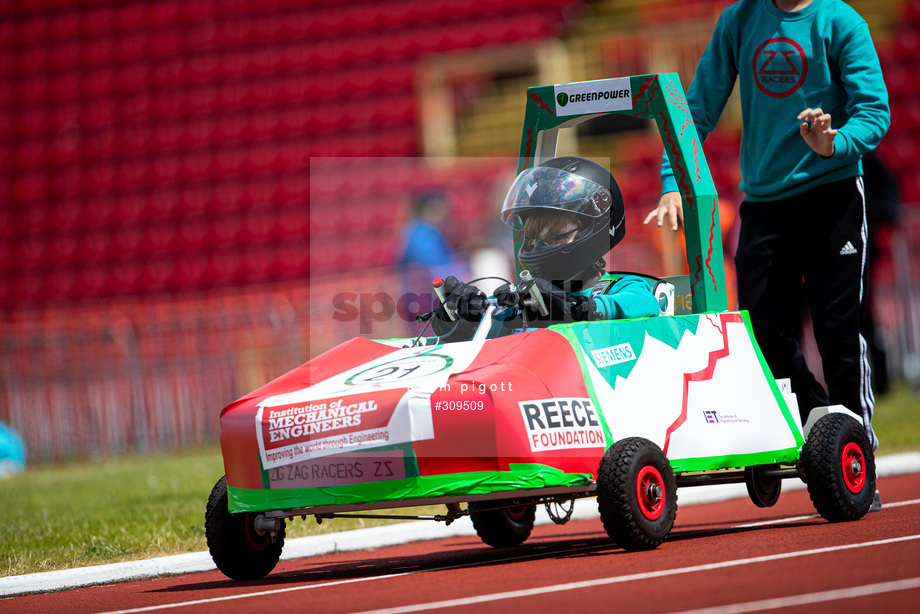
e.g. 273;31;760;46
500;156;625;282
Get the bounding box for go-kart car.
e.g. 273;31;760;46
206;74;877;581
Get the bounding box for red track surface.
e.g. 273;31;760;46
4;472;919;614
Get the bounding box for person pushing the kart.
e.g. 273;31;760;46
432;156;659;340
644;0;888;455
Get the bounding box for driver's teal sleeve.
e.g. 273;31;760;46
583;277;659;320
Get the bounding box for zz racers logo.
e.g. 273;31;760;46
753;37;808;98
519;398;606;452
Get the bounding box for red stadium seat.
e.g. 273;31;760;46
147;28;183;59
901;174;920;204
112;4;147;32
16;13;50;45
81;5;114;36
308;206;340;236
172;253;209;288
276;171;308;203
49;39;81;72
212;214;245;245
272;237;309;278
240;244;275;281
53;266;84;300
140;222;177;255
12;138;46;170
307;236;340;274
141;256;176;290
906;2;920;26
113;64;151;95
892;29;920;61
73;263;109;297
151;121;184;151
240;207;278;242
49;10;80;39
186;86;219;114
149;154;182;184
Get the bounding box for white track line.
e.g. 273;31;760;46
94;544;606;614
344;535;920;614
664;577;920;614
732;496;920;528
97;534;920;614
732;514;819;529
883;497;920;508
342;535;920;614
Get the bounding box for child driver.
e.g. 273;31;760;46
433;156;659;338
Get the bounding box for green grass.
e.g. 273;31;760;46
1;384;917;578
872;384;920;454
0;447;441;578
0;448;224;577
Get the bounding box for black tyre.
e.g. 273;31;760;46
469;500;536;547
205;475;285;580
597;437;677;551
802;413;876;522
744;464;782;508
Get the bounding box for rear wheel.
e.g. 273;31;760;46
597;437;676;551
802;413;876;522
469;500;536;547
205;476;285;580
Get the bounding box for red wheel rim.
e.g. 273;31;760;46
506;506;528;521
636;465;665;520
841;442;866;494
243;514;271;551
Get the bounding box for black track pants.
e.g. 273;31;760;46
735;176;877;449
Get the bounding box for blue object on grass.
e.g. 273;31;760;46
0;422;26;476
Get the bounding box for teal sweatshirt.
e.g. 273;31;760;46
661;0;889;201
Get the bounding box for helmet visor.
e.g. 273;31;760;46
500;166;612;226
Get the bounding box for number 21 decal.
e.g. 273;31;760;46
345;349;454;386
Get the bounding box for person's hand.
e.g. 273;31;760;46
493;282;520;309
569;295;599;321
643;191;683;231
431;277;486;337
454;286;487;321
498;277;572;321
798;107;837;158
439;277;486;322
495;278;566;317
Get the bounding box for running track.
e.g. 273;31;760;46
4;472;919;614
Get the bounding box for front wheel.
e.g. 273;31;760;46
469;500;536;548
802;413;876;522
597;437;677;551
205;475;285;580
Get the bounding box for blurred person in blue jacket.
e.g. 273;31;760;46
398;189;459;281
